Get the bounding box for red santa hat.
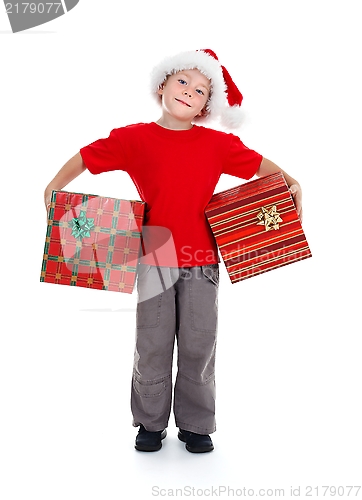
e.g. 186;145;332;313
150;48;244;128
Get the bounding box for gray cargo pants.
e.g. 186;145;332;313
131;263;219;434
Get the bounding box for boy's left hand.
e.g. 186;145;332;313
289;184;303;223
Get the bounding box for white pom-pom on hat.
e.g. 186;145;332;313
150;48;244;129
220;105;245;128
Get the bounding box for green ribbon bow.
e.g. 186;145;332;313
70;213;94;240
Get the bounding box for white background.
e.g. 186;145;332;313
0;1;361;499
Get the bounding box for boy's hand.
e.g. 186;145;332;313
289;184;303;223
43;152;87;223
44;194;51;224
256;158;304;224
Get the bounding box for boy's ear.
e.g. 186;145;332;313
196;106;207;118
157;83;165;95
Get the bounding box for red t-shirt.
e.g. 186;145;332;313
79;122;263;267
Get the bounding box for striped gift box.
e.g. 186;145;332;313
205;172;312;283
40;190;145;293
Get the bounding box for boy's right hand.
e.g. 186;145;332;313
44;193;51;223
43;151;87;222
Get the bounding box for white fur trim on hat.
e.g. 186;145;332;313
150;50;228;124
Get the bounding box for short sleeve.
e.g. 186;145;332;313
79;128;128;175
222;134;263;180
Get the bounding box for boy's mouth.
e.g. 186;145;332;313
175;98;191;107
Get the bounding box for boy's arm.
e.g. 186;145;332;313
256;157;303;223
44;152;87;209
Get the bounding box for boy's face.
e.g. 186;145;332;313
157;69;211;122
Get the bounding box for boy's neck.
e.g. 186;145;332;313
155;117;194;131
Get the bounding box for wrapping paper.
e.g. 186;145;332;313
205;172;312;283
40;190;145;293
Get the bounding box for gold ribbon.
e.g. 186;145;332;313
256;205;283;231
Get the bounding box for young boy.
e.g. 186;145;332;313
44;49;302;454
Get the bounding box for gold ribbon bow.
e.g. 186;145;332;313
256;205;283;231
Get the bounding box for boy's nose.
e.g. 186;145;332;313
183;90;192;97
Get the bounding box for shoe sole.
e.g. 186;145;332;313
177;431;214;453
135;443;162;452
135;429;167;452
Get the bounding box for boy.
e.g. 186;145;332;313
44;49;302;453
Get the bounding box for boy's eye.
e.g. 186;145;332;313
178;79;205;96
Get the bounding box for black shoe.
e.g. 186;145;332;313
178;428;214;453
135;424;167;452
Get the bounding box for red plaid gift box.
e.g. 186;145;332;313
205;172;312;283
40;190;145;293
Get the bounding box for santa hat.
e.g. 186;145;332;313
150;49;244;128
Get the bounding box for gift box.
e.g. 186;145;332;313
40;190;145;293
205;172;312;283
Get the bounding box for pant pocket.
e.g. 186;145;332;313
132;376;168;417
136;292;162;328
190;266;219;334
201;264;219;286
137;263;152;281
